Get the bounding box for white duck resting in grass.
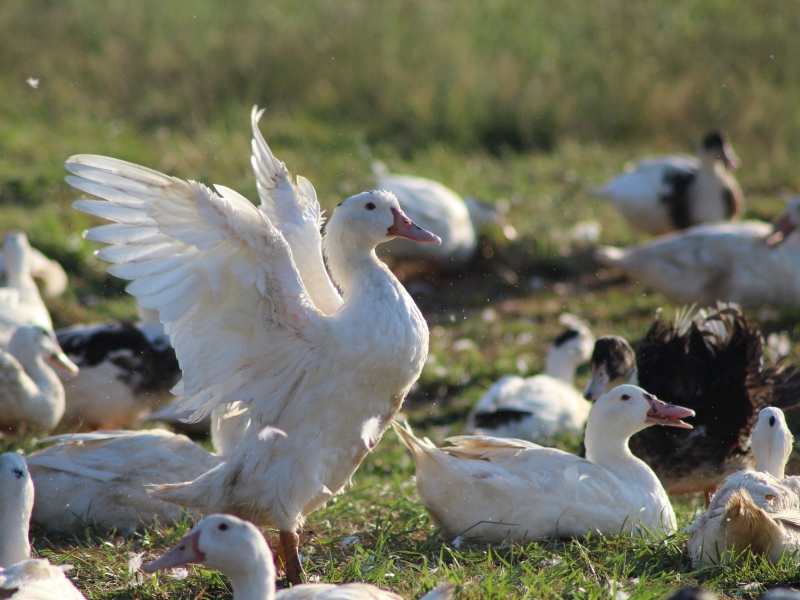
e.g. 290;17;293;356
0;238;68;299
145;513;454;600
25;428;221;535
55;306;181;431
66;105;440;583
372;160;516;270
0;232;55;346
687;407;800;568
466;314;595;442
396;385;694;543
0;452;85;600
595;198;800;309
582;305;800;499
591;130;743;235
0;325;79;434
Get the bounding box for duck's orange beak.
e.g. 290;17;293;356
387;208;441;244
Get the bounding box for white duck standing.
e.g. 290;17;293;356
66;105;440;583
0;452;86;600
144;513;454;600
372;161;515;269
396;385;694;542
0;232;55;345
595;198;800;309
55;306;181;431
592;130;743;235
466;314;595;442
687;407;800;568
0;325;79;433
25;428;221;534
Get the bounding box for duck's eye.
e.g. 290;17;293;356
218;523;229;531
620;394;630;401
770;416;777;427
12;468;24;479
365;202;376;210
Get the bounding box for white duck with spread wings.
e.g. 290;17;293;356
67;106;440;583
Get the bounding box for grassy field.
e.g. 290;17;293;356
3;2;800;598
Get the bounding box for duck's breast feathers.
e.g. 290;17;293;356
250;107;342;315
68;154;329;422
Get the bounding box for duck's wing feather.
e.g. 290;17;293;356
68;154;327;423
0;560;85;600
250;107;341;315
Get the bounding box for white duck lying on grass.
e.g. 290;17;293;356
594;198;800;309
25;429;220;535
144;513;455;600
396;385;694;543
591;130;742;235
466;314;595;443
687;407;800;568
0;325;79;434
0;452;85;600
67;105;440;584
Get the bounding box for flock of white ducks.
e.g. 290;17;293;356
2;113;800;598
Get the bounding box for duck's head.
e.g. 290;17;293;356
583;336;637;400
546;315;595;378
588;385;695;440
770;198;800;243
144;514;270;578
751;407;793;479
698;130;739;171
9;326;79;376
326;190;441;251
0;452;34;567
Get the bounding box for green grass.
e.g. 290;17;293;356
3;1;800;598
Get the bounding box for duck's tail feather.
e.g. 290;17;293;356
722;488;781;560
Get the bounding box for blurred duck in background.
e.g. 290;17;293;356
466;314;594;443
0;325;78;434
55;305;181;431
591;130;743;235
595;198;800;309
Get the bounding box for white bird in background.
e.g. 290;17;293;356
144;513;454;600
66;105;440;584
0;240;68;299
0;452;85;600
0;325;79;434
592;130;743;235
595;198;800;309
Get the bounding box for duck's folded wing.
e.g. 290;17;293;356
68;154;326;423
250;107;342;316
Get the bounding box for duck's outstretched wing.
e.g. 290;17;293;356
250;107;342;315
68;154;327;423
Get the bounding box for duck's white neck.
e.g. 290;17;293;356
584;416;651;481
754;441;788;479
222;547;276;600
0;492;32;567
545;348;579;384
324;233;392;298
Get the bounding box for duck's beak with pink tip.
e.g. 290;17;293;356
645;393;695;429
388;208;442;244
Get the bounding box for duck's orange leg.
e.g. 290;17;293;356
276;530;304;586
